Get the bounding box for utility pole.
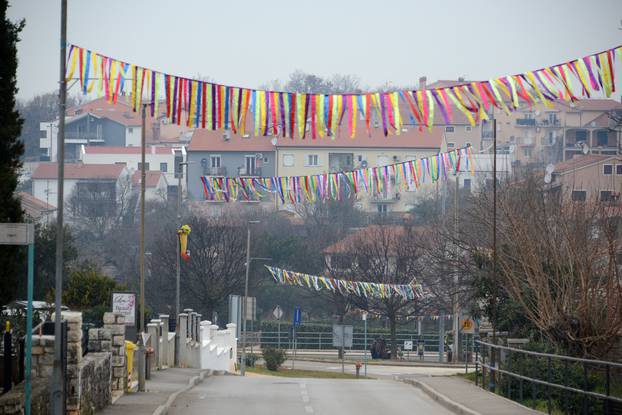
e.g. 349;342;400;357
51;1;67;413
453;174;459;362
240;224;252;376
490;117;498;392
139;104;146;334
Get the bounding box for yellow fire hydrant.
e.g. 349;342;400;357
125;340;137;386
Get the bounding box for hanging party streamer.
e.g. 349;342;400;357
200;146;474;203
66;43;621;138
265;266;423;300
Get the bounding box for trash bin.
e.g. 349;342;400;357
145;347;154;380
125;341;137;383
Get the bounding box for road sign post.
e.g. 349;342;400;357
0;224;34;415
362;312;368;377
273;306;283;349
460;317;476;373
292;307;301;369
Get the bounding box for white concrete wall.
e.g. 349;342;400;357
33;178;77;208
125;126;142;147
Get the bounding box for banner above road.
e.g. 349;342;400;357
66;43;620;139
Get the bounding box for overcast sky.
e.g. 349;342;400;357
8;0;622;101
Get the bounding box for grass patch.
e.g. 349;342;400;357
246;365;372;379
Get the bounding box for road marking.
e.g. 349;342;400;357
304;405;314;413
302;395;309;403
299;382;307;389
301;390;308;396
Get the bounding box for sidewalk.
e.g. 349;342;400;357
400;375;543;415
98;368;206;415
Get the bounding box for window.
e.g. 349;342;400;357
463;178;472;193
128;127;134;134
283;154;295;167
115;162;127;166
603;165;613;175
244;155;257;175
571;190;586;201
576;130;588;142
447;142;455;149
445;126;454;133
377;204;388;216
465;126;472;132
138;162;150;170
523;148;532;157
40;129;47;138
210;155;221;168
596;130;609;147
306;154;319;166
600;190;614;202
617;165;622;175
96;124;103;140
160;162;168;172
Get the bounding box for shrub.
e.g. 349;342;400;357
263;347;286;371
245;353;258;368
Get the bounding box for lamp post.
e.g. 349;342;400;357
362;312;368;377
240;220;271;376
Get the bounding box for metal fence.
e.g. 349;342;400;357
475;340;622;415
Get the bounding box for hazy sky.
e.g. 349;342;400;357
8;0;622;101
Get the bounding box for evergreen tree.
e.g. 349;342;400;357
0;0;25;306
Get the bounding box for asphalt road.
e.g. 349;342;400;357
169;374;454;415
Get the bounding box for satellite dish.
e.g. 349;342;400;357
270;137;277;146
544;173;552;184
545;164;555;175
582;144;590;155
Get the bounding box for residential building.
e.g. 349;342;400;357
80;145;185;190
547;154;622;202
18;192;56;223
276;124;443;214
186;129;276;201
31;163;130;211
40;97;193;162
131;170;169;201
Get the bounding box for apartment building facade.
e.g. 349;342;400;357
548;154;622;202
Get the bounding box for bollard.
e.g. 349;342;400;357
137;342;146;392
355;361;362;378
3;321;12;393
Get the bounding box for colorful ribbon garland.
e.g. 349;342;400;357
266;266;424;300
66;43;621;138
201;146;473;203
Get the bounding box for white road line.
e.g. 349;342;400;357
300;389;308;396
299;382;307;389
302;395;310;403
304;405;314;413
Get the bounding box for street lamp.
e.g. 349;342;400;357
240;220;272;376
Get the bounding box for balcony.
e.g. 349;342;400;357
203;166;227;176
538;119;561;128
64;131;101;143
370;191;400;204
238;167;262;177
516;118;536;127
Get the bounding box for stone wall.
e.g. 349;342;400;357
0;378;49;415
52;311;82;415
78;353;111;415
102;313;126;392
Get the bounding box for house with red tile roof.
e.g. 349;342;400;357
31;162;130;210
18;192;56;223
39;97;192;162
548;154;622;202
131;170;169;201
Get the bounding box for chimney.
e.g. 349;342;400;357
458;77;465;83
418;76;427;90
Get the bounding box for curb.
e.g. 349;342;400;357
291;356;464;369
152;370;213;415
399;377;481;415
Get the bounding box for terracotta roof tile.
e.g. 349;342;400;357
553;155;615;174
32;163;125;180
83;146;175;155
131;170;164;187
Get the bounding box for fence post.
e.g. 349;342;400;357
3;321;12;393
481;343;486;389
318;332;322;350
547;356;552;415
605;364;610;415
531;355;536;409
582;362;588;415
475;342;479;387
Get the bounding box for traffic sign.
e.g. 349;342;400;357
404;340;413;351
273;305;283;320
460;317;476;334
332;324;353;348
293;307;302;326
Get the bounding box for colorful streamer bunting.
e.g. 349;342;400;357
201;146;474;203
266;266;423;300
66;43;621;138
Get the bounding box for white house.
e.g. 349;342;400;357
31;163;130;209
131;170;169;201
80;145;186;190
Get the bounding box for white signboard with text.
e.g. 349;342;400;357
112;292;136;326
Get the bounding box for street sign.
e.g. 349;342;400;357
293;307;302;326
361;312;367;321
273;305;283;320
404;340;413;351
0;223;34;245
332;324;353;348
460;317;476;334
112;292;136;327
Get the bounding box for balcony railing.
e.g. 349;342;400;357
64;131;102;142
203;166;227;176
370;192;400;203
238;167;262;177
